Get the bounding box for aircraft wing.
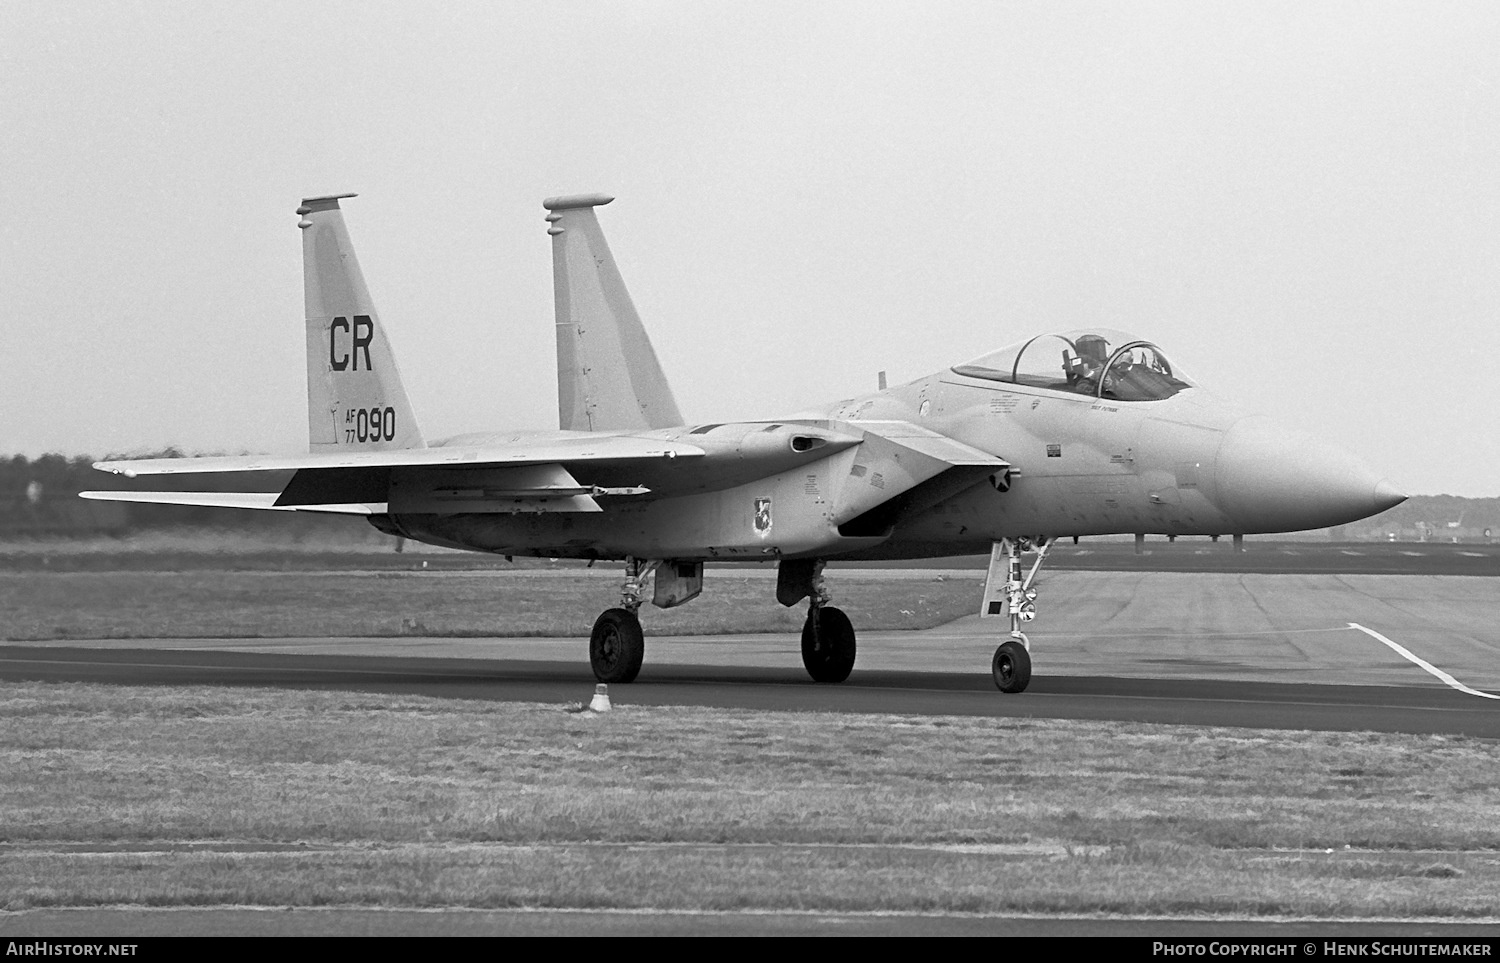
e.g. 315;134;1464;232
83;420;1006;524
83;434;708;515
90;434;705;477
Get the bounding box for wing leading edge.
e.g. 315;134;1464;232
78;491;381;515
83;434;708;516
90;434;706;477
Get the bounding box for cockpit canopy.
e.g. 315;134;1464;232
951;329;1195;402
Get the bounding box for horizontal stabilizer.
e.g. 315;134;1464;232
79;491;382;515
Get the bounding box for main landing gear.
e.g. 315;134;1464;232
982;537;1054;693
589;607;645;683
588;558;658;683
802;600;856;685
779;558;856;683
587;556;860;685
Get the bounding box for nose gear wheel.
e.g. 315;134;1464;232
992;638;1031;693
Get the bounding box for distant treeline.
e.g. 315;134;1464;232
1;452;297;535
2;453;1495;541
1338;492;1500;542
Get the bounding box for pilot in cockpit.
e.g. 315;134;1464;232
1063;334;1110;391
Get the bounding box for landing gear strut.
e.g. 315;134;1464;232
781;559;857;683
982;537;1054;693
588;557;659;683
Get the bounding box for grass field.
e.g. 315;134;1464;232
0;569;983;640
3;683;1498;918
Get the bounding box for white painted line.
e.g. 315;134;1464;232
1020;627;1355;641
1347;623;1500;700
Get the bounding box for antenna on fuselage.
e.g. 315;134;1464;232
877;371;887;390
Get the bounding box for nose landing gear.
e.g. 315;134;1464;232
982;537;1054;693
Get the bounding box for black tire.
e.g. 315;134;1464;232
992;640;1031;693
801;606;856;683
590;608;645;683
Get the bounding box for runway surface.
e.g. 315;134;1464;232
4;572;1497;737
5;568;1499;936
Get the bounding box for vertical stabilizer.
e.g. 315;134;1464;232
298;195;424;451
545;194;683;432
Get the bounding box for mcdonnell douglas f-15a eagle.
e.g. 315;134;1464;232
83;194;1406;692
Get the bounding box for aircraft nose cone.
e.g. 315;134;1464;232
1371;478;1408;513
1214;416;1406;533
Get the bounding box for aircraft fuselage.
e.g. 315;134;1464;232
378;366;1397;562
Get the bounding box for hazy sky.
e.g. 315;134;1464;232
3;1;1497;496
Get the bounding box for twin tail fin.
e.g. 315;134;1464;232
545;194;682;432
298;194;424;451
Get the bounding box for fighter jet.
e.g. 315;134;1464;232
83;194;1406;692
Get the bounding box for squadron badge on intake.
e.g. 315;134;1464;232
753;497;772;536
